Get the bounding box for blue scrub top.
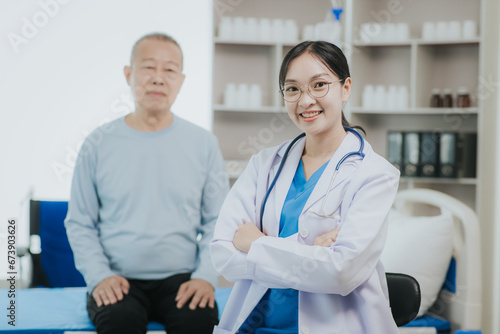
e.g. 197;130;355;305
238;159;329;334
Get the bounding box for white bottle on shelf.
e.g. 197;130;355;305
374;85;386;110
314;22;324;40
284;19;298;43
324;8;343;45
237;83;249;109
396;23;409;41
259;18;272;42
384;23;397;42
224;83;237;108
436;21;448;40
397;85;409;109
249;84;262;108
387;85;398;110
362;85;375;109
218;17;232;40
246;17;258;42
233;17;245;41
448;21;461;40
272;19;284;43
462;20;477;39
422;22;435;41
302;25;315;41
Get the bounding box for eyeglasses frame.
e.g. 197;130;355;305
279;78;344;103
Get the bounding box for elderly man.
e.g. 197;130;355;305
65;33;228;334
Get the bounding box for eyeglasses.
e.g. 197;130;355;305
280;79;343;103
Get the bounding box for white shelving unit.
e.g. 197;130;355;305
212;0;334;164
342;0;483;212
211;2;498;331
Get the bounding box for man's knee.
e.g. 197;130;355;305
88;295;148;334
166;305;218;334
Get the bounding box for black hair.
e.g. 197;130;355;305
279;41;365;134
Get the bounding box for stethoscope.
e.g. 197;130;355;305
259;127;365;232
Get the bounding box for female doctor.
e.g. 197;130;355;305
210;41;400;334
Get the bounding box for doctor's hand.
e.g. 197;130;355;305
175;279;215;310
92;275;130;307
233;222;266;253
314;227;341;247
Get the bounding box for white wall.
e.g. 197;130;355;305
0;0;213;247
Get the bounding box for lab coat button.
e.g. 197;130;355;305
299;228;309;238
301;326;310;334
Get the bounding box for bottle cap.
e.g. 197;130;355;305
457;86;469;94
432;88;441;94
331;8;343;21
443;88;452;94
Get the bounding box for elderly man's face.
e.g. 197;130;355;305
124;39;185;114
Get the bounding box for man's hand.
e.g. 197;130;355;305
175;279;215;310
92;275;130;307
233;222;266;253
313;227;341;247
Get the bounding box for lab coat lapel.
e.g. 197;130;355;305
302;132;362;215
272;137;306;234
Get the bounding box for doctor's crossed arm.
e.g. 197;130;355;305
313;227;341;247
232;222;266;253
233;222;340;252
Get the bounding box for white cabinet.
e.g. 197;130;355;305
212;0;334;163
344;0;482;210
212;1;482;207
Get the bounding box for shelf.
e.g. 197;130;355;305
353;38;481;48
214;38;300;47
415;38;481;46
350;107;479;115
400;177;477;185
353;41;412;47
213;104;285;113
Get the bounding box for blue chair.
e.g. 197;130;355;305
29;200;85;288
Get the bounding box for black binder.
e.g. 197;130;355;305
457;133;477;178
419;132;439;177
403;132;420;177
439;132;457;178
387;131;403;172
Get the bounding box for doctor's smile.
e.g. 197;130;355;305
299;110;322;121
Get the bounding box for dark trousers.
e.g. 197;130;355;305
87;273;218;334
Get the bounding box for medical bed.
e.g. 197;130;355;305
0;287;231;333
386;189;482;334
4;190;480;333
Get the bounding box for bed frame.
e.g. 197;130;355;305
393;188;482;332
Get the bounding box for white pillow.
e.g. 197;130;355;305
381;209;454;317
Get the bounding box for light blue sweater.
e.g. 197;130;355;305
65;115;229;292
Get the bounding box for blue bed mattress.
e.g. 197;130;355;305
0;287;232;333
0;287;449;333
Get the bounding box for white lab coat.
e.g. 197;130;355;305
211;132;400;334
